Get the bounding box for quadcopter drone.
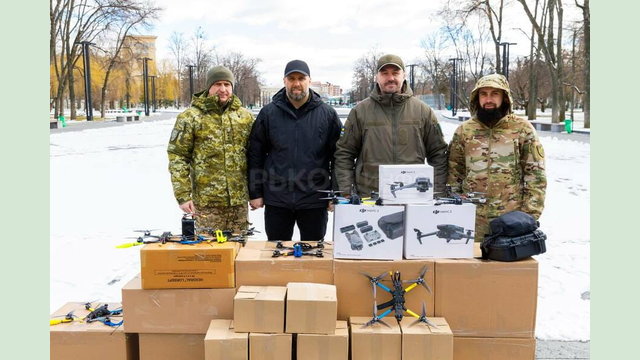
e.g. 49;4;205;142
50;302;123;327
271;242;325;258
362;266;436;328
434;184;486;205
318;186;383;206
389;177;433;198
414;224;475;244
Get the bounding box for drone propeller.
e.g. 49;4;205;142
403;266;432;294
363;300;391;328
133;229;158;236
409;302;438;328
49;311;79;325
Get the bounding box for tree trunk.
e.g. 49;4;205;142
69;71;77;120
583;0;590;128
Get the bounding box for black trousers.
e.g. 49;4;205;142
264;205;328;241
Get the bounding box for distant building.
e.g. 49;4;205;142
310;81;342;97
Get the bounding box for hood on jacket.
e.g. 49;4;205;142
190;90;242;114
469;73;514;116
370;80;414;106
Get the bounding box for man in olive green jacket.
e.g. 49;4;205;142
334;54;448;196
448;74;546;242
167;66;254;232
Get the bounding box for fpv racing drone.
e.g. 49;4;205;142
362;266;436;328
414;224;475;244
389;177;433;198
50;302;123;327
271;241;326;258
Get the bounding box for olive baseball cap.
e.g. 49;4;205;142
377;54;405;72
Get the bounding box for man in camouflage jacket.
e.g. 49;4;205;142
447;73;547;242
167;66;254;232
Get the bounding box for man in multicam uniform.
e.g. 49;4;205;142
167;65;254;232
447;73;547;242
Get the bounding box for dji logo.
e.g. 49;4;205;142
400;170;416;174
433;210;452;214
359;209;377;213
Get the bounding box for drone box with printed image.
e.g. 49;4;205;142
333;204;405;260
404;203;476;259
379;164;435;204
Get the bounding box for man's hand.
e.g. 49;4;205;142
179;200;195;214
327;201;335;212
249;198;264;210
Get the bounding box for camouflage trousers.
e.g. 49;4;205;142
197;203;249;233
474;215;490;243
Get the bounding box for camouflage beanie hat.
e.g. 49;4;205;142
205;66;235;90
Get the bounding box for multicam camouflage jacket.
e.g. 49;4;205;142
167;91;254;208
447;114;547;242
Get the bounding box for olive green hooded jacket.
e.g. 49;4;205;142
167;91;254;207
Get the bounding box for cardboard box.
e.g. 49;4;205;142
399;317;453;360
350;316;401;360
404;203;475;259
296;320;348;360
121;274;234;334
234;286;287;333
249;333;292;360
138;333;204;360
334;259;435;320
435;258;538;338
50;302;137;360
379;164;435;204
140;242;239;289
453;337;536;360
236;241;333;287
286;282;337;334
204;320;248;360
333;204;404;260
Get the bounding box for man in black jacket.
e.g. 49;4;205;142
247;60;342;240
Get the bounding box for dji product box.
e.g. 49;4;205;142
399;317;453;360
379;164;434;204
204;320;248;360
234;286;287;333
350;317;401;360
334;259;435;320
139;333;204;360
296;321;349;360
435;258;538;338
405;203;476;259
235;241;333;287
122;274;234;334
140;242;240;289
453;337;536;360
50;302;136;360
333;204;404;260
249;333;292;360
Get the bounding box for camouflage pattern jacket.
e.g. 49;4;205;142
334;81;448;196
447;114;547;242
167;91;254;208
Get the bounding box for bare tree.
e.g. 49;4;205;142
420;31;450;109
187;26;215;92
350;48;381;102
168;31;188;107
217;51;263;106
575;0;589;128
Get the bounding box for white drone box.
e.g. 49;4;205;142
378;164;435;204
332;204;405;260
404;203;476;259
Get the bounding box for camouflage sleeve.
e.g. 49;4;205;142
520;128;547;219
423;108;449;193
167;112;195;204
334;108;362;194
447;125;466;194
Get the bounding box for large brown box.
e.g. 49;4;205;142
434;258;538;338
249;333;292;360
50;302;137;360
122;274;234;334
399;317;453;360
204;320;248;360
453;337;536;360
297;321;349;360
334;259;435;320
350;316;401;360
140;242;239;289
138;333;204;360
234;286;287;333
286;282;337;334
236;241;333;287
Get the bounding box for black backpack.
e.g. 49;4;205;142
481;211;547;262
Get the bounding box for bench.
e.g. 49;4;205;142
530;121;565;133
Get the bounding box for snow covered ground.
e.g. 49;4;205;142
50;112;589;341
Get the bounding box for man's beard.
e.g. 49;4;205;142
287;88;308;102
477;105;507;127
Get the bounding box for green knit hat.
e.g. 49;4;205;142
205;66;235;90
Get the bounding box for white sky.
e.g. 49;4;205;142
150;0;582;91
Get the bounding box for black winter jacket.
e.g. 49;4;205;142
247;88;342;209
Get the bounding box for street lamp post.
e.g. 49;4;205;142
449;58;463;117
500;42;517;80
142;57;152;116
76;41;95;120
406;64;417;92
186;65;195;105
150;75;157;112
